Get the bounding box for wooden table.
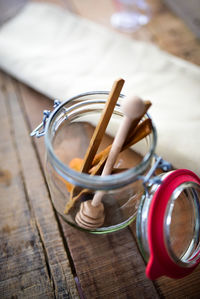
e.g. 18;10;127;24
1;0;200;298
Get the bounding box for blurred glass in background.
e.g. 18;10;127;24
111;0;151;32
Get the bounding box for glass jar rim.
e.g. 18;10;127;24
45;91;157;190
165;181;200;266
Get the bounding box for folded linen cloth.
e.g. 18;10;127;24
0;2;200;175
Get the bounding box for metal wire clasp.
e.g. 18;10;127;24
30;100;61;138
138;154;172;196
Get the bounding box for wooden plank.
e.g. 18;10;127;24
130;221;200;298
148;11;200;65
20;80;159;298
62;223;160;298
0;74;54;298
157;268;200;299
0;72;79;298
163;0;200;39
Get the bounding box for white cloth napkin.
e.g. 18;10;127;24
0;2;200;175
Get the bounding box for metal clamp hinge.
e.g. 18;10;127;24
138;154;172;196
30;100;61;138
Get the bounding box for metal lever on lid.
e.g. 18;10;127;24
30;100;61;138
138;154;172;196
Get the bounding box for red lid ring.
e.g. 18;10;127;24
146;169;200;279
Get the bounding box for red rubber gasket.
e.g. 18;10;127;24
146;169;200;279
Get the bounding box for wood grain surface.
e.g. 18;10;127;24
0;74;79;298
1;0;200;298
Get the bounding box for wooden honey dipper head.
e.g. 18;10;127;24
121;95;145;119
75;199;105;229
76;95;146;230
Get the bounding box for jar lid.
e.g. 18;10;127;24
146;169;200;279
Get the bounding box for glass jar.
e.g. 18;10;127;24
38;91;157;233
31;91;200;279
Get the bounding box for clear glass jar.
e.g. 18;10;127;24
44;91;157;233
31;91;200;279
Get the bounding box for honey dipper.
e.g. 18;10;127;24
75;96;146;229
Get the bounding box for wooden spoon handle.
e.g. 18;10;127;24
92;100;151;166
91;96;146;207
